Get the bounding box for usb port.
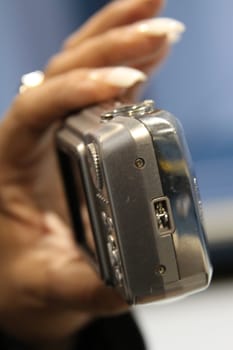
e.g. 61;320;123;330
152;197;175;235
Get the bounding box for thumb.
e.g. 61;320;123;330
31;213;128;315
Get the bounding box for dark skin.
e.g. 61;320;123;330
0;0;173;346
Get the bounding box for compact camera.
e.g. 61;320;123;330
56;100;212;304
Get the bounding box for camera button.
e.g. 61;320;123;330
106;216;114;232
102;212;114;233
114;267;123;284
108;234;116;247
107;243;120;267
112;249;120;265
101;211;108;225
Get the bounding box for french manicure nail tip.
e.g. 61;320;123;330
106;67;147;87
91;67;147;88
167;32;182;44
137;17;186;41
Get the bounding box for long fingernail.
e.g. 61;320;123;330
136;17;186;44
90;67;147;88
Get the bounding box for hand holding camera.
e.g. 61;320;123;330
0;0;207;343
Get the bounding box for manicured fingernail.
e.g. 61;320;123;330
90;67;147;88
136;17;186;44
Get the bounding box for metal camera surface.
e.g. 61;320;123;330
56;100;212;304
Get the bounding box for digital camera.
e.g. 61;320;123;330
56;100;212;304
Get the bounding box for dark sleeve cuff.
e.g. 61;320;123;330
75;312;146;350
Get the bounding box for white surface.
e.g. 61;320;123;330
134;280;233;350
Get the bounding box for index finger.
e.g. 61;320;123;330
0;67;146;164
64;0;164;49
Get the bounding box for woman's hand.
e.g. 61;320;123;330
46;0;184;78
0;0;184;343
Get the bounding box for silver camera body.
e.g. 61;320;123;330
56;100;212;304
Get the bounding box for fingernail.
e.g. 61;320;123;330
90;67;147;88
136;17;186;44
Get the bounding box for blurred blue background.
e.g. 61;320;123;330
144;0;233;202
0;0;232;205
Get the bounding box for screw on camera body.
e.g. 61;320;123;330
135;158;145;169
155;265;166;276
